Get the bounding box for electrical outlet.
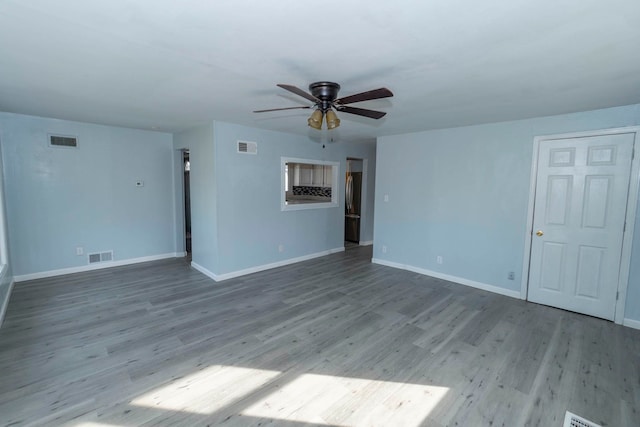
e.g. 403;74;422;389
382;245;387;254
278;244;284;253
436;255;443;265
508;271;515;280
383;194;389;202
76;247;84;256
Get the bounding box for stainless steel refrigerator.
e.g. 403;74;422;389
345;172;362;243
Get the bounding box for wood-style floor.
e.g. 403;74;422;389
1;246;638;427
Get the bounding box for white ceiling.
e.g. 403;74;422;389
1;0;639;142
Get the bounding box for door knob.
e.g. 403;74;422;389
536;230;544;236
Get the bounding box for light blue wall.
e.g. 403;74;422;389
0;112;376;281
174;123;218;274
209;121;376;276
0;113;176;277
374;104;640;321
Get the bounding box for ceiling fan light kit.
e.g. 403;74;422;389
325;109;340;130
307;109;323;130
254;81;393;131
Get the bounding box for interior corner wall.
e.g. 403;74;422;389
0;112;175;278
209;121;376;277
0;137;14;326
174;122;218;275
359;154;377;244
171;141;186;256
373;103;640;321
628;194;640;322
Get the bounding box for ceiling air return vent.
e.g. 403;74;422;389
237;140;257;155
49;134;78;148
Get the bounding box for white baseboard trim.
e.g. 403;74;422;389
0;263;14;327
0;280;14;327
14;252;184;282
192;247;346;282
371;258;521;299
623;318;640;330
359;240;373;246
190;262;217;281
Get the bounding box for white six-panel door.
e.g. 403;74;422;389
527;133;635;320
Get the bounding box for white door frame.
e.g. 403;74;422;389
520;126;640;325
360;158;369;245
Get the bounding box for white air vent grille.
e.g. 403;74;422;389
563;411;601;427
237;140;257;154
88;251;114;264
49;134;78;148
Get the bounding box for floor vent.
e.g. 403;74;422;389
49;134;78;148
237;140;257;154
563;411;602;427
88;251;114;264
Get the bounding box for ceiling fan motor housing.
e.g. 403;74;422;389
309;82;340;112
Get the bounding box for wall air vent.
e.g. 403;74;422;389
88;251;114;264
49;134;78;148
237;140;257;155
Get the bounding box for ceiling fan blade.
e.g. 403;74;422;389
277;84;320;103
337;106;387;119
335;88;393;105
253;106;311;113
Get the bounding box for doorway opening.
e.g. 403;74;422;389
183;150;191;257
345;158;363;246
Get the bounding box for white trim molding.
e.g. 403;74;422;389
521;126;640;325
371;258;521;299
190;262;217;281
0;264;14;327
623;318;640;330
359;240;373;246
193;247;345;282
281;157;340;212
14;252;185;282
0;280;14;327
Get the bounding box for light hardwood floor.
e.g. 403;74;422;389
0;246;638;426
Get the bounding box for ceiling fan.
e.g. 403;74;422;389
254;82;393;130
